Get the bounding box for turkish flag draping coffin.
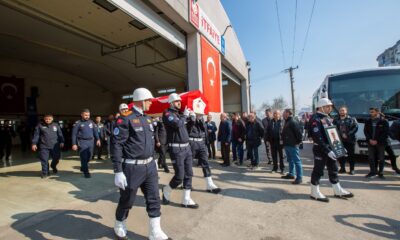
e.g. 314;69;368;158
0;76;25;113
129;90;209;116
201;36;221;112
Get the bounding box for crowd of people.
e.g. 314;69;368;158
1;89;400;239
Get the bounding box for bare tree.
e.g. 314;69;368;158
271;96;288;111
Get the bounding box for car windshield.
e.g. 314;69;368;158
328;70;400;120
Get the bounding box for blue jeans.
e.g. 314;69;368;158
284;146;303;180
232;140;244;164
248;144;259;166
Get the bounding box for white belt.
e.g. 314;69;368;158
168;143;189;147
189;138;204;142
124;157;153;165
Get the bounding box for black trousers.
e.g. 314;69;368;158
0;141;12;160
221;142;231;166
169;145;193;189
157;144;168;170
246;141;251;160
338;142;355;171
93;143;103;159
116;160;161;221
78;140;93;174
270;141;284;171
190;141;211;177
368;144;385;174
207;140;216;159
385;145;399;171
311;146;339;185
263;138;272;161
39;145;61;174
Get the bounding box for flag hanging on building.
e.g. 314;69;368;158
0;76;25;113
201;36;221;112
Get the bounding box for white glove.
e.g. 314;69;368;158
183;107;190;117
328;151;337;160
189;111;196;121
114;172;128;190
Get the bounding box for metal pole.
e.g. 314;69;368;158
284;66;298;114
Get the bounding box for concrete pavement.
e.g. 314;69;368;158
0;142;399;240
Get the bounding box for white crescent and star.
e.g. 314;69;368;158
1;83;18;100
206;57;216;87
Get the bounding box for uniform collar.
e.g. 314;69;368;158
133;106;144;115
317;111;329;117
168;107;179;113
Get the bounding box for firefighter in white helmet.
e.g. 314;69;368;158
112;87;171;239
309;98;354;202
161;93;199;209
186;101;221;194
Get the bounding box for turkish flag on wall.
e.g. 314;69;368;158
0;76;25;113
201;36;221;112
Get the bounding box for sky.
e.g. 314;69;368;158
220;0;400;111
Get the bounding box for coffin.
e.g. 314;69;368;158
128;90;208;116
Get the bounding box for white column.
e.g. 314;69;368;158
241;79;250;113
187;32;202;91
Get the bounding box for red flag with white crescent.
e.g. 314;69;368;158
201;36;221;112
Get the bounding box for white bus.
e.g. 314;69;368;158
312;67;400;156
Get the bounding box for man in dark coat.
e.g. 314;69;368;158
364;107;389;179
217;113;232;167
246;113;264;170
206;114;218;159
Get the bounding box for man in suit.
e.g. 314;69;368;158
218;113;232;167
206;114;217;159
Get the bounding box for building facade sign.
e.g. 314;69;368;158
190;0;225;55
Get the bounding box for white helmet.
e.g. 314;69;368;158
119;103;129;111
132;88;154;102
168;93;181;103
316;98;333;108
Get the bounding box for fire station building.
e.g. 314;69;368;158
0;0;250;124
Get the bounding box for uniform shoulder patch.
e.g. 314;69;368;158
113;127;120;136
313;127;319;133
168;116;174;121
164;111;170;116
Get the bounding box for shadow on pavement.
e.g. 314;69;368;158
221;187;309;203
11;210;147;240
334;214;400;239
0;170;149;206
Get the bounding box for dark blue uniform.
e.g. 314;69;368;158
93;122;105;159
155;120;169;172
32;122;64;175
72;119;99;174
309;112;339;185
0;124;15;161
162;108;193;189
111;108;160;221
187;116;211;177
104;120;114;157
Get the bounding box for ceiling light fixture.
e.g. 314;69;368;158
129;19;147;30
93;0;118;12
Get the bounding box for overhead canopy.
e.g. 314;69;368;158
0;0;187;94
